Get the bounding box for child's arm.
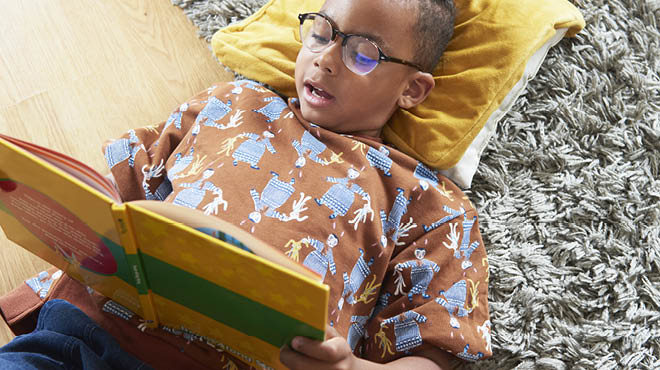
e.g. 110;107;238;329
280;325;453;370
103;85;228;201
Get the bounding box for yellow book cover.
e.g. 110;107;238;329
0;134;329;369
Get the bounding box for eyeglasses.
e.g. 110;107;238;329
298;13;422;75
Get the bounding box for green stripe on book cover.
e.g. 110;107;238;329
99;235;138;288
141;254;324;347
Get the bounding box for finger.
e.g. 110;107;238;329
324;324;340;339
280;344;337;370
290;334;351;363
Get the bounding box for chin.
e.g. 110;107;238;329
300;103;333;127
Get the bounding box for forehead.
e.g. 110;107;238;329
319;0;415;55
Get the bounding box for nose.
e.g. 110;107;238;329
314;41;341;75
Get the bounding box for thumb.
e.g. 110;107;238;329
325;324;341;340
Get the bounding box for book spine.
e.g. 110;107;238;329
111;204;159;328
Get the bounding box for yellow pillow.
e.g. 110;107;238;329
212;0;584;187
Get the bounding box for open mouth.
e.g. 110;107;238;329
304;82;335;106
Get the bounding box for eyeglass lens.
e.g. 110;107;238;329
300;15;381;75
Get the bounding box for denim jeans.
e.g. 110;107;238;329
0;299;152;370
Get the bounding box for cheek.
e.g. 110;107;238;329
296;49;316;72
294;51;307;89
346;82;391;107
370;78;405;105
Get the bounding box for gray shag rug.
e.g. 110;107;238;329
171;0;660;368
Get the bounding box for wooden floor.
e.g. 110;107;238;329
0;0;233;345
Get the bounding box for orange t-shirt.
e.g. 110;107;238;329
104;80;492;365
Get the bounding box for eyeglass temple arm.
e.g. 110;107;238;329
381;55;424;71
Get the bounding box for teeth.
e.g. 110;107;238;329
309;83;330;100
311;87;323;98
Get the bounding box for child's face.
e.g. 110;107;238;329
295;0;419;138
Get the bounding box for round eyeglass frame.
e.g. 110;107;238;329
297;12;423;75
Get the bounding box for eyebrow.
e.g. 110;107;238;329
319;11;392;53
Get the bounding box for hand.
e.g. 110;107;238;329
280;325;359;370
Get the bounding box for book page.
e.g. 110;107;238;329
0;181;117;274
0;134;120;201
0;135;143;314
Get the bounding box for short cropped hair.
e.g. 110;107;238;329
413;0;456;73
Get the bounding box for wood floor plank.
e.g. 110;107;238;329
0;0;233;346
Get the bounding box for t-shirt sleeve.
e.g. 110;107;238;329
361;207;492;363
101;85;225;201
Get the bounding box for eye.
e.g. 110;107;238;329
312;33;330;44
354;52;377;66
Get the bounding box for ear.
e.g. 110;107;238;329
397;72;435;109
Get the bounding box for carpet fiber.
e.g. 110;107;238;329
171;0;660;368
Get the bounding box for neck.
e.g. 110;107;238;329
348;127;383;139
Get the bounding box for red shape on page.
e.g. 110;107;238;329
0;180;17;192
0;181;117;274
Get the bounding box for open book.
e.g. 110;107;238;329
0;134;329;369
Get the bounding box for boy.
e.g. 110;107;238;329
104;0;492;368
